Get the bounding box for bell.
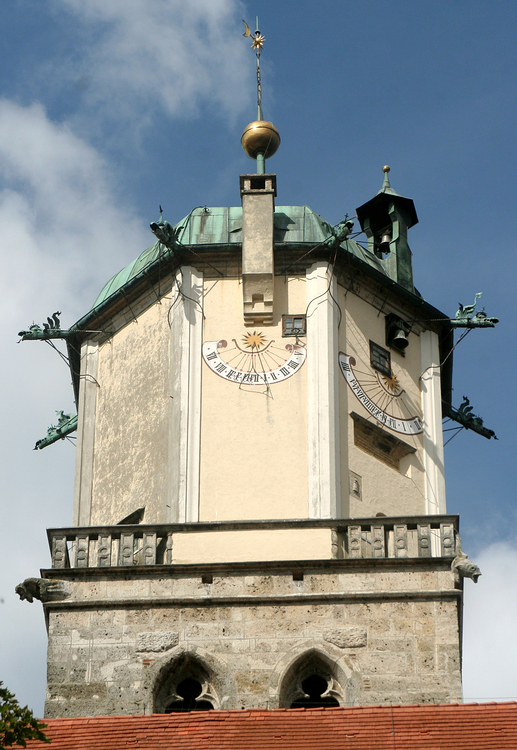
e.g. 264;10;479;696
379;231;392;254
392;328;409;350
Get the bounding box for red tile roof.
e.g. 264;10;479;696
25;702;517;749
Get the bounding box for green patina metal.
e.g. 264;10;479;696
451;292;499;329
18;312;75;341
444;397;496;440
35;412;78;450
356;169;417;293
92;205;388;310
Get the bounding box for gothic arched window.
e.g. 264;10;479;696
279;650;345;709
290;674;340;709
164;677;214;712
154;655;217;713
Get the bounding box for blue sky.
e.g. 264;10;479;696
1;0;516;714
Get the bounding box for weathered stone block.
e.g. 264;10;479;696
149;578;174;597
244;575;274;595
179;607;218;622
324;628;367;649
136;632;179;652
150;609;180;626
184;622;220;640
368;636;412;653
47;664;69;684
125;609;151;625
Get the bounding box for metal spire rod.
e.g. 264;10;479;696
255;16;263;121
243;17;266;122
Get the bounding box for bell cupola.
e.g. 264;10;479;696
356;165;418;292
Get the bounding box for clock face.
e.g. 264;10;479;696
338;352;423;435
202;331;306;385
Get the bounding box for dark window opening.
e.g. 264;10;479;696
282;314;307;337
370;341;391;377
165;678;214;713
290;675;340;709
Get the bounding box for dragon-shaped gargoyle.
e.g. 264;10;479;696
444;396;497;440
35;411;78;450
18;311;73;340
150;207;183;250
451;292;498;328
323;218;354;250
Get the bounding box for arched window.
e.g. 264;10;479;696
279;650;345;709
290;674;340;709
165;678;214;712
154;655;217;713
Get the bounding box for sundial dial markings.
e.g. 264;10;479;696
338;352;422;436
202;331;307;385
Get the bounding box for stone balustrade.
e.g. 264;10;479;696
46;516;458;569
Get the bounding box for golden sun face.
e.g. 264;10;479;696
242;331;267;350
382;372;400;393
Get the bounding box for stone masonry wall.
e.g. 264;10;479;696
43;563;462;717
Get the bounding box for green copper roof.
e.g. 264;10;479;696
92;205;387;310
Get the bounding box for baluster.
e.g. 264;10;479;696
119;533;134;566
97;534;112;567
371;525;386;558
394;524;408;558
143;532;156;565
348;525;362;558
75;535;89;568
440;523;456;557
417;524;432;557
51;534;70;569
166;532;173;564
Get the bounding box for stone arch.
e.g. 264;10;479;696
268;640;364;709
144;644;237;713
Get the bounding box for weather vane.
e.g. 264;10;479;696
240;17;280;174
242;17;265;120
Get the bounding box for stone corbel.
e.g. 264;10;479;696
242;274;274;325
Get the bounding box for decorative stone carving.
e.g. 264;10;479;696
136;632;179;653
324;628;367;649
15;577;71;603
451;536;482;584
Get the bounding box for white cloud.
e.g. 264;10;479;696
462;542;517;702
55;0;251;124
0;99;149;317
0;100;151;714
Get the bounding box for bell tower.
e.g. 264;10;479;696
16;21;489;719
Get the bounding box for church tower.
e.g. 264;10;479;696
17;22;489;718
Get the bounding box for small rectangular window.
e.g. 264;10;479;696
370;341;391;376
282;314;307;337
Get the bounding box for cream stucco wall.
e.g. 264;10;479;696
172;527;334;564
337;288;427;517
89;298;171;525
199;275;308;521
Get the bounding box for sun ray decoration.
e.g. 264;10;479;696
338;353;422;436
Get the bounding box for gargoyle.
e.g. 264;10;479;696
18;311;72;340
15;577;71;603
451;536;481;585
35;412;78;450
323;218;354;250
150;210;183;250
452;292;498;328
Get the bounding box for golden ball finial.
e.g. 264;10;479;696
241;120;280;160
383;165;390;173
